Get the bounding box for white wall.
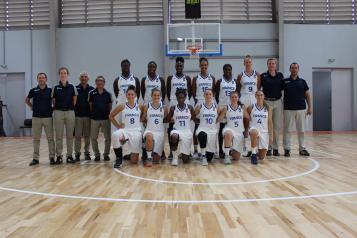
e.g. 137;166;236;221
283;24;357;130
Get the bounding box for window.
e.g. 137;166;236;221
284;0;357;24
0;0;50;30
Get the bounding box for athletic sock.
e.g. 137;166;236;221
147;150;152;160
172;150;178;160
201;148;206;156
194;145;198;153
252;147;257;154
224;147;231;156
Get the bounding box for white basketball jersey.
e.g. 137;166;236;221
146;102;164;132
250;104;268;133
196;74;213;102
240;70;258;96
123;102;141;130
219;77;237;106
170;74;188;101
199;103;217;131
173;104;191;131
117;74;136;103
226;104;244;133
144;75;161;103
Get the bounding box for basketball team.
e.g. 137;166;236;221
26;56;312;168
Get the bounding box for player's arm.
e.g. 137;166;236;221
256;72;262;90
135;77;141;99
214;79;221;104
113;77;119;98
166;76;172;102
243;105;252;137
194;104;201;116
191;76;198;104
189;105;196;122
236;74;242;96
186;76;192;100
163;105;169;118
211;75;216;96
160;77;166;101
216;106;227;123
109;104;125;129
141;77;146;101
163;105;175;123
140;104;148;124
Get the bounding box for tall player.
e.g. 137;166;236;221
192;57;216;159
237;55;261;157
141;88;168;167
164;88;196;166
217;91;248;164
194;89;219;166
247;90;273;165
214;64;239;159
110;85;144;168
166;57;192;159
141;61;166;104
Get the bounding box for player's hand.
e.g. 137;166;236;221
117;123;125;129
306;107;312;115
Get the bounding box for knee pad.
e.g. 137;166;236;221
197;131;207;148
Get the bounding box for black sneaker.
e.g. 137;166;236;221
75;155;80;162
84;154;91;160
29;159;39;166
56;156;63;164
219;152;225;159
66;156;75;164
284;150;290;157
50;158;56;165
103;155;110;161
94;156;100;162
244;151;252;157
299;149;310;156
114;158;122;168
266;150;272;156
273;149;280;156
251;154;258;165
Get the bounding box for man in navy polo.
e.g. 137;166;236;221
259;58;284;156
52;67;78;164
74;72;94;161
25;73;55;166
283;63;312;157
89;76;113;161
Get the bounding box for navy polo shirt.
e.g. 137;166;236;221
283;76;309;110
75;84;94;117
52;82;77;111
27;85;53;118
260;71;284;100
88;89;112;120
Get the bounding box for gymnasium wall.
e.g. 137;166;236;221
283;24;357;130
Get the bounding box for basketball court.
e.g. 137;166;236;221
0;1;356;237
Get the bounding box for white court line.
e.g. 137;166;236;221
113;158;320;185
0;186;356;204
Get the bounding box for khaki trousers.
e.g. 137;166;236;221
54;110;75;157
32;117;55;160
74;117;91;156
283;110;306;151
265;99;283;150
91;119;111;157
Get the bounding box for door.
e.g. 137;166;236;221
313;71;332;131
0;73;26;136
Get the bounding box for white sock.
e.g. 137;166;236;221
224;147;231;156
172;151;178;159
201;148;206;156
252;147;257;154
194;145;198;152
147;150;152;159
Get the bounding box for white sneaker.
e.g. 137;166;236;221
192;152;200;160
224;155;232;165
171;157;178;166
201;156;208;166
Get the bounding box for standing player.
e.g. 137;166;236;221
192;57;216;159
237;55;261;157
141;88;168;167
110;85;144;168
52;67;78;164
74;72;94;161
217;91;247;165
113;59;140;104
164;88;196;166
214;64;239;159
141;61;165;104
166;57;192;159
25;73;55;166
247;90;273;165
194;89;219;166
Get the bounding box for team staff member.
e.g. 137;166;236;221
283;63;312;157
259;58;284;156
74;72;94;161
52;67;78;164
26;73;55;166
88;76;113;161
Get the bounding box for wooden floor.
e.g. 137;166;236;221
0;133;356;238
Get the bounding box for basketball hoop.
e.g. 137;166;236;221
187;44;201;59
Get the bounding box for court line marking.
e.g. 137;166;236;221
0;186;355;204
113;158;320;185
310;149;341;159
